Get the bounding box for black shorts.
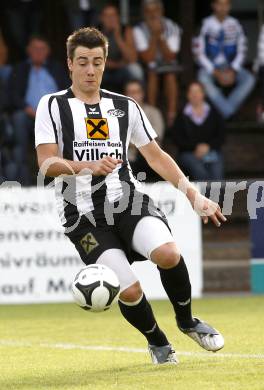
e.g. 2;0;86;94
65;191;170;265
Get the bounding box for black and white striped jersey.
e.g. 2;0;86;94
35;88;157;227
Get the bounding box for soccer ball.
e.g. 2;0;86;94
72;264;120;312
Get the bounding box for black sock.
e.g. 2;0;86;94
118;294;169;346
158;255;197;329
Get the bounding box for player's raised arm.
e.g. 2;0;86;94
139;140;227;227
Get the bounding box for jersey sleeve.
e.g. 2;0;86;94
129;100;157;148
34;94;60;148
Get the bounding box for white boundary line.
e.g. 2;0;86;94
0;340;264;360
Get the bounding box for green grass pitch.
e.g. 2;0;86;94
0;296;263;390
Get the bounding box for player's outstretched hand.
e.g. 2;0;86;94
191;192;227;227
90;156;123;176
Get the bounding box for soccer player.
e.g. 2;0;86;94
35;28;226;365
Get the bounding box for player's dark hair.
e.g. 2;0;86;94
66;27;108;60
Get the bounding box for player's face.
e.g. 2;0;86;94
212;0;231;20
68;46;106;95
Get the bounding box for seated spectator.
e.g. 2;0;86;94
133;0;181;126
170;82;225;181
256;24;264;121
3;0;42;60
63;0;98;32
126;79;165;143
0;32;12;85
100;4;143;92
8;35;69;185
0;33;16;183
196;0;255;119
0;78;17;183
125;79;165;180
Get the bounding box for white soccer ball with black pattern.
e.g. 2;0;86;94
72;264;120;312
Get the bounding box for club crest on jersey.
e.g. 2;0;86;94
107;109;125;118
85;118;109;140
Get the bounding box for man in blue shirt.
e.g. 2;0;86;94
8;35;69;185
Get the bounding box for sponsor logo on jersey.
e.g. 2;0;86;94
80;232;99;255
85;118;109;140
107;109;125;118
73;140;123;162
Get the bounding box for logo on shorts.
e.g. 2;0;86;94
85;118;109;140
80;232;99;255
107;109;125;118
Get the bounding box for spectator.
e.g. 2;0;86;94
100;4;143;92
196;0;255;119
63;0;98;32
125;79;165;179
256;24;264;121
8;35;69;185
170;82;225;181
0;32;16;183
133;0;181;126
126;79;165;142
0;78;17;183
0;32;12;85
2;0;42;60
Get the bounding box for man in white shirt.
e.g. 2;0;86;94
133;0;181;126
